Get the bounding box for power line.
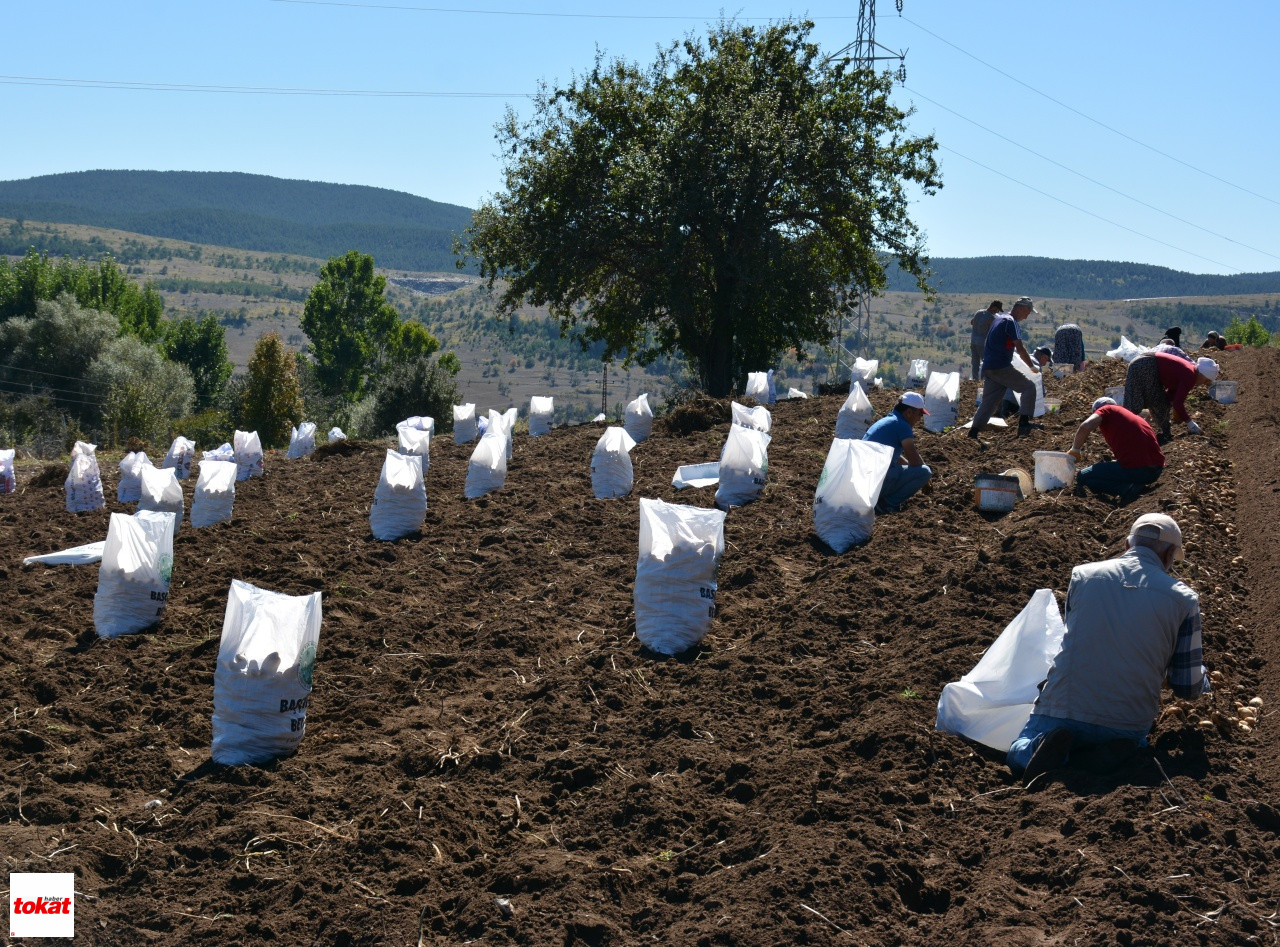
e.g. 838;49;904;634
897;14;1280;209
269;0;856;20
939;144;1240;273
0;361;112;390
904;86;1280;267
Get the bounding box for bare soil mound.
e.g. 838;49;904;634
2;350;1277;945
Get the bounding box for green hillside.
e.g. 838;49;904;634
0;170;472;272
886;255;1280;299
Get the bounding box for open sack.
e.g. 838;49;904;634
66;441;105;513
716;425;769;509
117;451;152;503
162;436;196;479
234;430;264;481
813;439;893;553
370;450;426;540
835;382;874;440
211;579;322;765
94;510;175;638
934;588;1067;752
924;370;960;433
634;498;725;656
138;464;185;533
453;403;477;444
529;396;554;437
191;459;237;528
465;432;508;499
287;422;317;459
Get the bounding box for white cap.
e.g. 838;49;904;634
899;391;929;414
1195;357;1220;380
1129;512;1184;560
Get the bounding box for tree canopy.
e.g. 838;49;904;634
162;314;233;409
458;19;940;396
242;333;304;449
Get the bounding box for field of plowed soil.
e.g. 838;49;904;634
3;348;1279;946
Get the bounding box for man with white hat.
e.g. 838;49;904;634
1123;351;1218;442
968;296;1042;444
1008;512;1209;786
863;390;932;514
1066;397;1165;502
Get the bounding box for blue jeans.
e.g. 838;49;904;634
1077;463;1161;498
1006;712;1149;774
877;463;932;512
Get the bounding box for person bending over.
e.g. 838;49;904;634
1067;397;1164;502
863;391;932;514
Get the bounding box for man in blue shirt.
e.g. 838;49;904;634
968;296;1041;444
863;390;932;514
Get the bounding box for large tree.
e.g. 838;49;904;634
242;332;304;449
300;250;399;400
161;313;233;409
458;20;941;396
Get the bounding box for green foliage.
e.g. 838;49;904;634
0;295;118;418
301;250;400;400
87;335;196;445
0;249;164;340
1224;314;1271;346
241;333;305;449
162;314;233;408
459;20;940;396
174;407;234;450
389;319;442;364
0;393;77;458
367;354;461;437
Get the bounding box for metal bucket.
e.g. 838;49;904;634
974;473;1021;511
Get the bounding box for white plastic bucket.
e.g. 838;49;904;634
1105;385;1125;407
974;473;1020;511
1210;380;1237;404
1033;451;1076;492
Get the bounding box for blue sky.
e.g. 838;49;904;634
4;1;1277;276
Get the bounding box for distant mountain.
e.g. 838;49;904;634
0;170;473;271
886;255;1280;300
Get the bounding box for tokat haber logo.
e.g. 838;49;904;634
10;872;75;938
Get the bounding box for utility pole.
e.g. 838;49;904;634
829;0;908;388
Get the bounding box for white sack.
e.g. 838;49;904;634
93;510;175;637
400;415;435;436
23;540;106;567
286;422;317;459
910;358;929;382
370;450;426;540
66;441;105;513
1106;336;1151;363
191;460;237;528
397;422;432;471
465;433;508;499
924;370;961;433
327;427;347;442
204;442;234;462
781;387;808;400
137;464;185;533
117;451;152;503
529;396;554;437
233;430;264;481
852;357;879;389
453;403;477;444
1008;357;1047;417
745;371;771;403
716;426;770;509
502;408;518;459
730;401;772;434
162;436;196;479
634;498;725;656
835;382;875;440
591;427;636;499
672;462;720;489
935;589;1067;752
623;393;653;443
211;579;322;766
813;439;894;553
0;448;13;494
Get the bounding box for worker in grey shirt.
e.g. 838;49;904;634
969;300;1003;380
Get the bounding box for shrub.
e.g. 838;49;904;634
241;333;304;449
366;355;460;436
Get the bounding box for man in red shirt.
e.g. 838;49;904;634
1066;397;1164;501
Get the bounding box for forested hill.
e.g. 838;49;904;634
0;170;473;272
886;255;1280;299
